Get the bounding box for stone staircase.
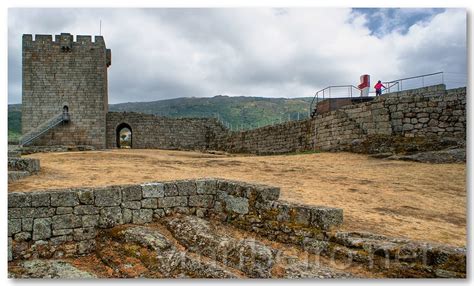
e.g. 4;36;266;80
20;112;69;146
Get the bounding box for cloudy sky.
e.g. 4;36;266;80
8;8;467;104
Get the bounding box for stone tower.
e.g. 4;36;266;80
21;33;111;148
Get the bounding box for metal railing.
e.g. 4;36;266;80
309;85;361;118
382;71;444;93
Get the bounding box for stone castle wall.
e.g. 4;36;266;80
216;85;466;154
106;112;228;150
22;33;111;148
215;119;315;155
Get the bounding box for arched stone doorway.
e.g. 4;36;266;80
116;123;132;148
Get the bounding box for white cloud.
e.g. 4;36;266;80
8;8;467;104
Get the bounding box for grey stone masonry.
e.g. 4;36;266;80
215;85;466;154
106;112;228;150
8;178;342;261
22;33;111;148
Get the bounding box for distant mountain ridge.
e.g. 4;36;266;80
8;95;313;139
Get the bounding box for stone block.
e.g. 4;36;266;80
78;189;95;205
31;192;51;207
188;195;214;208
56;207;73;214
95;187;121;206
132;209;153;224
141;183;165;198
82;215;99;228
14;231;31;242
123;208;133;224
9;193;31;208
8;219;22;236
310;207;343;230
196;179;217;195
153;209;165;219
122;201;141;210
176;180;197;196
256;186;280;201
224;196;249;215
52;214;82;230
164;182;179;196
32;218;52;240
99;207;123;228
142;198;158;209
22;218;33;231
74;205;99;215
122;185;142;201
158;196;188;208
52;228;74;236
50;191;79;207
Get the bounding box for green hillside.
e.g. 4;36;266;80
8;104;22;142
110;96;313;130
8;96;314;140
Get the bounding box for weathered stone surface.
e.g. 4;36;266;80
176;180;197;196
164;182;179;196
74;205;99;215
141;198;158;209
388;148;466;163
73;228;97;241
123;208;132;224
310;207;343;230
121;185;142;201
50;191;79;207
158;196;188;208
132;209;153;224
8;219;22;236
10;260;97;278
95;187;121;207
77;189;94;205
77;239;96;255
14;232;31;241
52;214;82;230
224;196;249;215
56;207;73;215
82;215;99;228
188;195;214;208
121;201;141;210
99;207;123;228
22;218;34;231
52;229;73;236
8;237;13;262
164;215;275;278
32;218;52;240
196;179;217;195
141;183;164;198
31;193;51;207
9;193;31;208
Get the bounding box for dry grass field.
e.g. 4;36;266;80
9;149;466;247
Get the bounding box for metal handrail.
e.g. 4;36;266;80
20;112;70;146
384;71;444;91
309;85;361;117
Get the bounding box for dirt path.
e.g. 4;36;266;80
8;149;466;247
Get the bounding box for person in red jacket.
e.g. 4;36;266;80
374;80;386;96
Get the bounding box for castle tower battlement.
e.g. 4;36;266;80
22;33;111;148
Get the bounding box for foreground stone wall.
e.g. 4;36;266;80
217;85;466;154
106;112;227;150
8;178;342;261
22;33;111;148
8;179;465;277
